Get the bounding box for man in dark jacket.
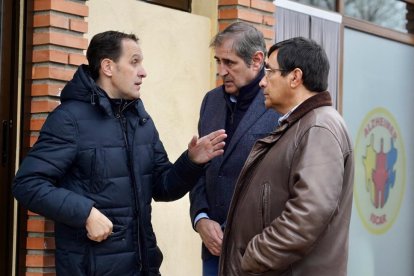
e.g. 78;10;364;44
12;31;226;276
189;22;280;276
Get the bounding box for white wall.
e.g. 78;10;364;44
87;0;214;274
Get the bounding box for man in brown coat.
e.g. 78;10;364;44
219;37;354;276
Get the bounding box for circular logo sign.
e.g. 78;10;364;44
354;107;406;234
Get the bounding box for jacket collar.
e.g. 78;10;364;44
223;68;265;106
259;91;332;144
221;89;270;163
281;91;332;128
60;65;150;120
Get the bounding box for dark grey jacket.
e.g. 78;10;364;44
190;71;279;260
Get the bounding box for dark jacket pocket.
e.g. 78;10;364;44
109;224;128;241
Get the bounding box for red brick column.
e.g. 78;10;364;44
26;0;88;275
216;0;276;85
218;0;276;49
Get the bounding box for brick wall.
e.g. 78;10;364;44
216;0;276;85
218;0;275;47
25;0;88;275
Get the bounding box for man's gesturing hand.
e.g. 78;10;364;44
196;218;223;256
188;129;227;164
86;207;113;242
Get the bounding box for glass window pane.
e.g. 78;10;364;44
345;0;408;33
343;28;414;276
290;0;336;11
275;7;340;107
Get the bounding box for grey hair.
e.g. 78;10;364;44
210;22;266;66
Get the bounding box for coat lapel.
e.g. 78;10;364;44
221;91;267;163
202;92;227;165
202;92;227;135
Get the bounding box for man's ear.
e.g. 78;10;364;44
252;51;265;71
100;58;113;77
290;68;303;88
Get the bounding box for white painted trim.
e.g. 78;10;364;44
273;0;342;23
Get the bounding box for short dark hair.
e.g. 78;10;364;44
86;31;138;80
268;37;329;92
210;22;266;66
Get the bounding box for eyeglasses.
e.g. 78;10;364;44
264;64;286;77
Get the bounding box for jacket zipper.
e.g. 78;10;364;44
220;156;258;274
219;144;267;274
261;182;270;228
117;112;144;272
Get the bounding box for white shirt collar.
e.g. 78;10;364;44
278;103;301;125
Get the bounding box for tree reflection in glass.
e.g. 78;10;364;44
291;0;408;33
345;0;407;33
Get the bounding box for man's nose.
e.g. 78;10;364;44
217;63;228;77
259;75;267;88
139;66;147;78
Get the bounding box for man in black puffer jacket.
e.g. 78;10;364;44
13;31;226;276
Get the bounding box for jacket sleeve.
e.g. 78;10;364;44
12;108;95;228
189;94;210;228
151;129;205;202
242;126;345;273
189;175;208;228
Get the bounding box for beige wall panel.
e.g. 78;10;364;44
192;0;218;88
87;0;213;275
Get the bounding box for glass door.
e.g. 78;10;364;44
343;28;414;276
0;0;20;274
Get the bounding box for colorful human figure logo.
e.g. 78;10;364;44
354;107;405;234
363;136;397;209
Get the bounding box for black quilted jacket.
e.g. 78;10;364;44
13;65;204;276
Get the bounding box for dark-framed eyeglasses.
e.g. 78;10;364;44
264;64;286;77
264;67;286;76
